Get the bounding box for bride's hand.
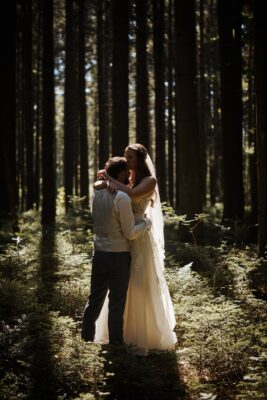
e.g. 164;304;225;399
106;181;117;194
97;169;108;180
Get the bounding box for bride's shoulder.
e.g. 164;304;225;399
131;176;156;201
136;176;156;201
141;175;157;187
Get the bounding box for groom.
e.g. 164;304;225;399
82;157;151;345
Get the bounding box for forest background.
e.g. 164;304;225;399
0;0;267;399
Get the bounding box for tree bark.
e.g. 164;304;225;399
174;0;202;217
254;0;267;257
34;3;42;210
218;0;244;221
167;0;174;206
247;35;258;223
64;0;76;209
112;0;129;155
206;0;222;206
153;0;166;200
0;0;17;223
198;0;207;206
136;0;149;151
97;0;110;168
22;0;34;210
41;0;56;224
78;0;89;201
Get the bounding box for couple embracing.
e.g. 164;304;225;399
82;144;177;355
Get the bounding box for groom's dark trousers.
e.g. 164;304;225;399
82;251;131;345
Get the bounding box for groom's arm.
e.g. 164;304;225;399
115;192;151;240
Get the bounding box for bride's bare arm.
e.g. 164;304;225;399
107;175;156;199
93;179;117;193
93;180;107;189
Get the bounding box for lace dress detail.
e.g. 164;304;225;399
95;193;177;354
130;195;151;272
131;195;151;216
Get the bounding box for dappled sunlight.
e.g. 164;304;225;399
0;210;267;399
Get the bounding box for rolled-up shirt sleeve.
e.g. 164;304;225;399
115;192;147;240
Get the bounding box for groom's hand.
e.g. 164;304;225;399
144;215;152;231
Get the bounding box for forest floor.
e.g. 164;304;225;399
0;206;267;400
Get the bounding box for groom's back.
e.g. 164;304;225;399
92;188;131;252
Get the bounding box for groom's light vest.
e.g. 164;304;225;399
92;189;149;252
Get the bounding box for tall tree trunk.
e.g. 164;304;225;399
73;5;79;197
17;7;26;212
153;0;166;200
0;0;17;223
33;0;42;209
167;0;174;206
112;0;129;155
97;0;109;168
198;0;207;206
218;0;244;221
64;0;76;209
174;0;202;217
18;76;26;212
254;1;267;257
136;0;149;150
16;42;22;211
22;0;34;210
78;0;89;201
34;110;40;210
41;0;56;225
34;4;42;210
247;34;258;223
207;0;222;206
212;71;223;204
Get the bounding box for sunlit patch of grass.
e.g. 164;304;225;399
165;242;267;399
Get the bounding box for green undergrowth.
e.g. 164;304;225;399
0;209;267;399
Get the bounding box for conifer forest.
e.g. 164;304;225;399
0;0;267;399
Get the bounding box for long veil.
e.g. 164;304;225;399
145;154;165;271
145;154;176;336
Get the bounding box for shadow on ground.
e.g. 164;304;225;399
248;260;267;301
28;226;59;400
100;345;188;400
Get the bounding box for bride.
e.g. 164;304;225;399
94;143;177;355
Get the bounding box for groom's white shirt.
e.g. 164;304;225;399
92;189;150;252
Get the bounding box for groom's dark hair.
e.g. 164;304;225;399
106;157;128;179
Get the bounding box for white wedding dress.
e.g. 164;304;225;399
94;189;177;355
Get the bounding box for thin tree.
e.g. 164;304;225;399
41;0;56;224
248;41;257;223
174;0;202;217
198;0;207;206
17;5;26;212
78;0;89;202
0;0;17;224
167;0;174;206
153;0;166;200
33;0;42;210
136;0;149;150
206;0;222;206
97;0;110;168
22;0;34;210
218;0;244;221
254;0;267;257
64;0;76;209
112;0;129;155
